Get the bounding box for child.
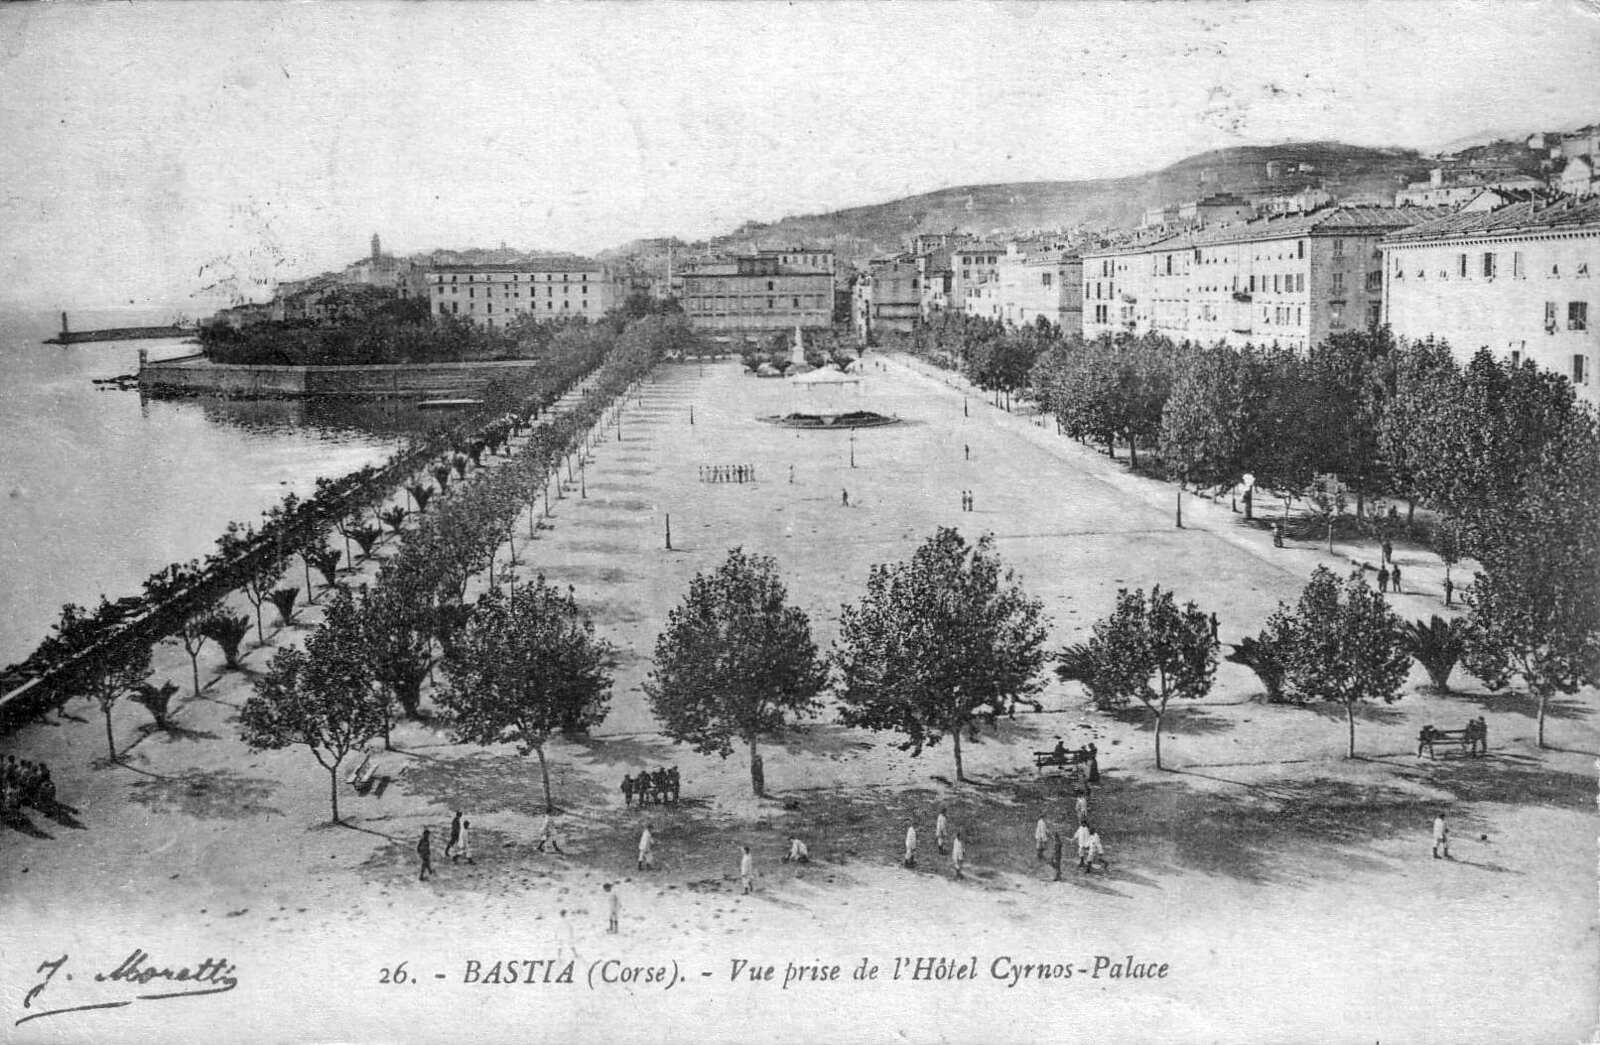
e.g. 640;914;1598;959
604;883;620;933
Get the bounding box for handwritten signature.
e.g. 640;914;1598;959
17;950;238;1027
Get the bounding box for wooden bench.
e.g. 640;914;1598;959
347;753;379;794
1417;728;1471;760
1033;750;1090;774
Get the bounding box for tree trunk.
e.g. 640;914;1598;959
189;652;202;700
251;599;264;644
1153;709;1163;770
952;727;965;783
1537;690;1547;749
102;700;118;762
748;738;765;797
1129;438;1139;470
328;762;342;824
1346;702;1357;758
535;744;554;813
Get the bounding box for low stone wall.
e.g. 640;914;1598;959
138;354;543;399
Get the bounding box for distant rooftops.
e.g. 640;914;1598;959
1084;205;1454;256
1382;195;1600;243
429;256;605;273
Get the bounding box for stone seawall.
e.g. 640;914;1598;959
138;354;543;399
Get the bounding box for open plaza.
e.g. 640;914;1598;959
2;354;1595;1044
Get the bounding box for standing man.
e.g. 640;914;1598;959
1034;815;1050;860
621;773;634;808
739;846;754;895
456;816;473;865
1444;576;1454;606
1391;563;1403;594
1051;831;1064;882
605;883;620;934
1382;538;1393;565
1073;820;1093;871
950;833;966;880
1432;813;1450;860
638;823;656;871
964;443;970;461
1085;827;1106;874
1377;563;1390;593
1075;788;1090;826
903;819;918;868
417;827;434;881
934;808;949;853
841;488;850;507
444;810;463;860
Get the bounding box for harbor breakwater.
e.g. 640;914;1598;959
139;353;545;398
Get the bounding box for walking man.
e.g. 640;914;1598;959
638;823;656;871
1085;827;1106;874
622;773;634;808
417;827;434;881
1382;538;1393;564
739;845;754;895
1034;815;1050;860
903;820;918;868
1075;788;1090;825
456;816;473;865
605;883;620;934
1432;813;1450;860
841;488;849;508
950;833;966;880
444;810;462;860
1377;563;1390;593
1391;563;1403;594
964;443;970;461
935;808;949;853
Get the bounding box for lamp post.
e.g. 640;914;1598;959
850;428;856;469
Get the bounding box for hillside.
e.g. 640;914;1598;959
705;141;1430;260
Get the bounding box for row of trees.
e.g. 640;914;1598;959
237;316;681;820
897;320;1600;745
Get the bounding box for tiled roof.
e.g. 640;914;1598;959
1084;206;1452;257
1382;196;1600;243
429;256;604;273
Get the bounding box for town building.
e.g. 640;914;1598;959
1395;171;1546;209
969;245;1082;336
1178;193;1255;228
680;251;835;332
1378;195;1600;407
426;257;623;329
1082;205;1446;351
948;244;1005;314
1557;156;1598;197
855;256;922;339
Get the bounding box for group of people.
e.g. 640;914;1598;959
415;809;569;880
622;767;680;807
1;755;57;816
1377;561;1404;594
699;464;755;484
959;489;976;512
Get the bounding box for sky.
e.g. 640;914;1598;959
2;0;1599;312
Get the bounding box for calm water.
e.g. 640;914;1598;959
0;309;443;669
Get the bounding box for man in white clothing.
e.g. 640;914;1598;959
1034;815;1050;860
739;846;754;894
1084;828;1106;874
783;837;810;863
903;820;918;868
638;824;655;870
950;833;966;879
1073;821;1093;870
934;808;948;853
536;813;564;855
1432;814;1450;860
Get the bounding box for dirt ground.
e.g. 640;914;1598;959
2;356;1595;1045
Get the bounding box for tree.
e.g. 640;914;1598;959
1280;567;1410;757
53;600;153;762
358;569;436;724
1078;586;1217;770
308;547;343;590
239;589;384;824
174;607;214;699
1460;409;1600;749
132;680;180;732
438;579;614;813
216;521;285;645
1400;616;1466;693
1304;473;1349;554
1226;608;1295;703
199;613;251;670
834;528;1049;782
269;587;301;627
645;548;827;796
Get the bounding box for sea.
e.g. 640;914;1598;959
0;308;446;671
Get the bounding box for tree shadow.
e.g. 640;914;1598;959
1428;688;1591;723
1387;751;1593;811
2;807;53;838
1290;701;1409;726
31;798;87;831
772;722;877;760
1106;705;1238;737
396;750;614;819
565;733;682;770
126;767;282;820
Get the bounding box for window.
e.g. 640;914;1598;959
1546;301;1559;332
1332;272;1345;293
1332;239;1345;257
1249;275;1257;293
1366;271;1383;292
1513;252;1524;278
1574;354;1590;385
1457;254;1468;278
1482;253;1496;279
1273;275;1281;293
1042;273;1052;287
767;281;775;291
1570;301;1589;331
1510;349;1521;367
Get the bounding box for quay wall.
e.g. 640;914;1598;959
138;354;543;399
